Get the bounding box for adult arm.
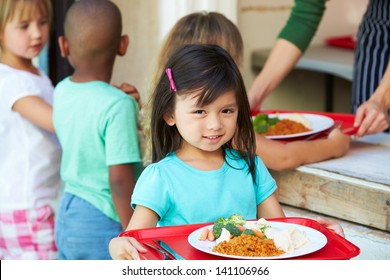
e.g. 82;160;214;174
248;0;327;111
354;60;390;137
248;39;302;111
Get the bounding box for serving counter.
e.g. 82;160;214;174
271;133;390;231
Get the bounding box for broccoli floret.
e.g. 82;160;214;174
224;223;242;237
252;113;280;134
215;217;227;225
213;223;223;238
227;214;246;226
242;229;255;236
212;217;227;238
268;117;279;126
212;215;246;238
253;114;269;133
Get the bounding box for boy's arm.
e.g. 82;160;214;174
109;164;136;230
12;96;54;132
255;128;351;171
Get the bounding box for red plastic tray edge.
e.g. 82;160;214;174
325;35;356;49
120;217;360;260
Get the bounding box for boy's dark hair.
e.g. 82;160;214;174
64;0;122;61
151;44;256;181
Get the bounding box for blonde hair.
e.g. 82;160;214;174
141;11;244;165
0;0;52;46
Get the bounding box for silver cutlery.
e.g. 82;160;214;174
142;242;175;260
155;240;185;260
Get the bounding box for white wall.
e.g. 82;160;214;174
110;0;159;99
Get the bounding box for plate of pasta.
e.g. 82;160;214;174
252;113;334;139
188;216;327;260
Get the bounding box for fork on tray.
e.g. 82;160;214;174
142;241;175;260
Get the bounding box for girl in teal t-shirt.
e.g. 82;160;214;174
109;44;285;260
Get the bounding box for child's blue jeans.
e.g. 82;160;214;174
55;193;122;260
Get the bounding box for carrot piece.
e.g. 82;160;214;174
236;225;246;232
252;229;265;238
207;229;215;241
198;228;209;241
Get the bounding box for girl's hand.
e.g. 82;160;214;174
316;217;345;238
109;236;147;260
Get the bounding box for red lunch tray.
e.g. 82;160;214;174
325;35;356;49
252;109;359;142
120;217;360;260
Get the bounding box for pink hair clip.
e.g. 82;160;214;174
165;68;177;92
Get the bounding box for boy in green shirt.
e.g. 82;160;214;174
53;0;142;259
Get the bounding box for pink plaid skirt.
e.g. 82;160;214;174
0;205;57;260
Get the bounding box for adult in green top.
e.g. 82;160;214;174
278;0;326;53
248;0;390;138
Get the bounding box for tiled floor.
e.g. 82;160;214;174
283;205;390;260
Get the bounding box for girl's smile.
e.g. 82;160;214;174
202;134;224;145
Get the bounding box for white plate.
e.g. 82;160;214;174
255;113;334;139
188;221;327;260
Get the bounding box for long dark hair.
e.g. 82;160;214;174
150;44;256;181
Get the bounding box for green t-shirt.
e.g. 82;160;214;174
278;0;327;52
53;77;142;222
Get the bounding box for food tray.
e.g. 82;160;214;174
252;110;358;142
120;217;360;260
325;35;356;49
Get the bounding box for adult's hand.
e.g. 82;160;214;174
354;98;389;138
354;63;390;138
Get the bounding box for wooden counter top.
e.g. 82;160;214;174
272;133;390;231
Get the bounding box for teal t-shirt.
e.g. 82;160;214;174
53;77;142;223
131;150;277;226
